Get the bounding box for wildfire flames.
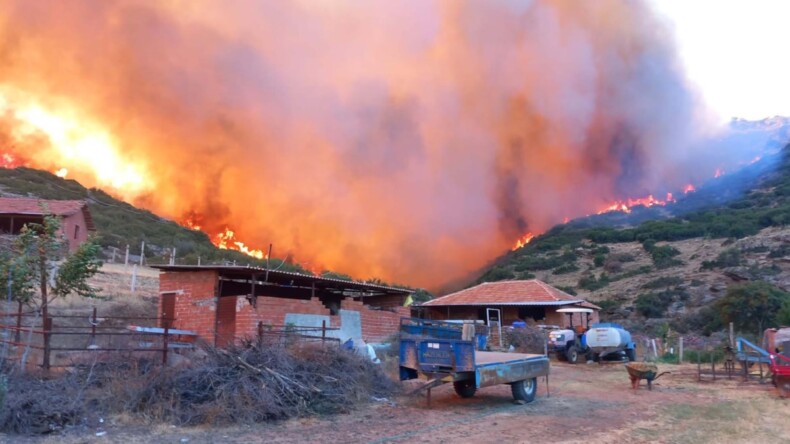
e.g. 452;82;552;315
511;233;535;251
215;228;267;260
0;1;773;287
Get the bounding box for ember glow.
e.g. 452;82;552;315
683;184;696;194
0;1;760;287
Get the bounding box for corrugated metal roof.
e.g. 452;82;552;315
423;280;586;307
151;264;411;295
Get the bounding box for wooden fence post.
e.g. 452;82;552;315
162;325;169;365
258;321;264;344
322;320;326;343
14;301;22;344
679;336;684;363
42;316;53;371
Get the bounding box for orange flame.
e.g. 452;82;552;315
714;168;724;178
215;227;267;260
511;232;534;251
55;167;68;178
683;184;695;194
0;153;20;168
595;193;675;215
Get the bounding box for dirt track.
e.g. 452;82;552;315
8;361;790;444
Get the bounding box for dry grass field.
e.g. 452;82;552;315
4;361;787;443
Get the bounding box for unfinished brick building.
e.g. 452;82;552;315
153;265;412;345
0;197;95;251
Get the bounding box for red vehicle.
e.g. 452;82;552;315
769;353;790;398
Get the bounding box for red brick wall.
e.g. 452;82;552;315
341;298;410;343
159;270;219;343
157;271;407;344
61;212;90;252
233;295;408;343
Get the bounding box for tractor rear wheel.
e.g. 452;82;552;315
511;378;537;403
626;348;637;362
453;380;476;398
566;346;580;364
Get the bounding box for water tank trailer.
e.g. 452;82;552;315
547;307;636;363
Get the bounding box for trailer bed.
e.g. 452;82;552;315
475;351;541;364
398;318;550;403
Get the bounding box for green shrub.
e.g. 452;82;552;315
552;263;580;275
642;276;684;289
596;299;620;313
578;273;610;291
701;248;743;270
593;254;606;267
477;266;515;283
555;285;577;296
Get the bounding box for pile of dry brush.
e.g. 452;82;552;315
503;326;548;354
0;340;397;435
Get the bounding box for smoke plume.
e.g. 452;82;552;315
0;1;718;287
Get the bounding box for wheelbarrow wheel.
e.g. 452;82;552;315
512;377;537;403
453;380;476;398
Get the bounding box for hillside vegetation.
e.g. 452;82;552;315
0;167;308;272
479;145;790;337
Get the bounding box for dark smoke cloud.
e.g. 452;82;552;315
0;0;721;288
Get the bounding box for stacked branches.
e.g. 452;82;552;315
0;342;397;435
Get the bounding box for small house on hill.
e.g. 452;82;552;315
152;265;413;345
0;197;95;251
419;279;600;330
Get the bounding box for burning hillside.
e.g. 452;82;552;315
0;1;778;287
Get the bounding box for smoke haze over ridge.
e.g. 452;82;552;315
0;0;731;287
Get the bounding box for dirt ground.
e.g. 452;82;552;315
6;361;789;444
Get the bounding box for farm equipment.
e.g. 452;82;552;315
769;353;790;398
399;318;550;405
547;307;636;363
625;362;670;390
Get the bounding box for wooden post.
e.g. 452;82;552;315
131;265;138;293
162;325;169;365
139;241;145;266
89;307;98;349
729;322;734;348
111;248;117;263
125;244;129;266
679;336;684;364
197;256;201;266
14;301;22;344
42;316;53;371
322;320;326;343
257;321;264;344
170;247;176;265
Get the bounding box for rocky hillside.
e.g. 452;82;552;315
478;142;790;337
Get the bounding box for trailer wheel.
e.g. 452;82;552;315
566;346;580;364
453;380;476;398
626;348;637;362
511;377;537;403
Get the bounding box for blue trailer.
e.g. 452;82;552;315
399;318;550;404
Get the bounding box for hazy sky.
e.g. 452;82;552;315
652;0;790;121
